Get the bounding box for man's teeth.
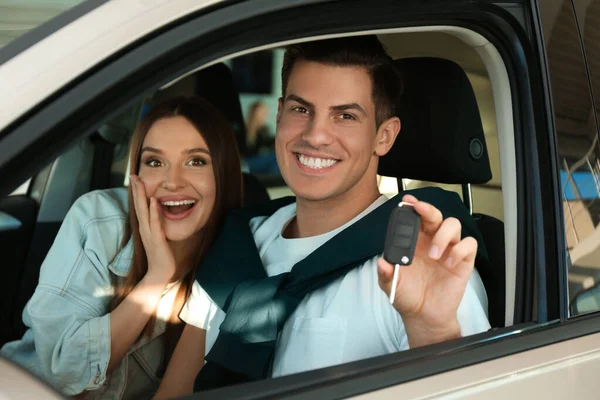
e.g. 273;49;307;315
298;154;337;169
161;200;196;206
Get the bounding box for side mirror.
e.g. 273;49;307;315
570;283;600;315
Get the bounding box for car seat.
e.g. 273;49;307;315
379;57;505;328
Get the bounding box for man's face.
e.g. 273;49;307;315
276;60;393;203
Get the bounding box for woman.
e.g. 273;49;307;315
244;101;273;157
1;96;242;399
243;102;278;175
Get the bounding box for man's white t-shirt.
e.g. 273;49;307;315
180;195;490;377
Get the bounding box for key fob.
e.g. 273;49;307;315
383;202;421;265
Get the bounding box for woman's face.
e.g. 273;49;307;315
138;116;217;242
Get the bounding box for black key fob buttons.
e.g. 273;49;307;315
383;202;421;266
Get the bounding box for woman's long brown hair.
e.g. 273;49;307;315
111;96;243;371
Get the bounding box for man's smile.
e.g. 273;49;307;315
296;153;339;169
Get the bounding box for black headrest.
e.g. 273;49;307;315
155;63;248;155
378;57;492;185
193;63;248;155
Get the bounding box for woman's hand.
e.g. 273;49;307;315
130;174;176;282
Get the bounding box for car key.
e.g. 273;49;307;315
384;202;421;304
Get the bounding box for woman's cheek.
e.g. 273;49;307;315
189;168;216;191
138;169;162;194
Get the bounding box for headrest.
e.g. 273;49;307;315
378;57;492;184
154;63;247;155
97;104;145;144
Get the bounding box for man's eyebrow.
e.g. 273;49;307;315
285;94;314;109
330;103;367;117
141;147;211;156
285;95;367;117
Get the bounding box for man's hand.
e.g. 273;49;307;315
377;194;478;348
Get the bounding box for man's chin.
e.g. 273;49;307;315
289;186;338;203
282;171;344;202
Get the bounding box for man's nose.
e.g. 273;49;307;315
301;116;334;147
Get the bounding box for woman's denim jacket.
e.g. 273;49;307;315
1;188;173;399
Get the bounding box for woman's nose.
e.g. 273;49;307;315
161;166;186;190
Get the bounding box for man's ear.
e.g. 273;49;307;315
276;97;284;124
374;116;401;157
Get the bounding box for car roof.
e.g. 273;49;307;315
0;0;225;132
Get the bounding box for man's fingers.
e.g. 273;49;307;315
377;257;395;295
428;217;462;260
444;236;478;275
411;200;444;235
401;194;418;205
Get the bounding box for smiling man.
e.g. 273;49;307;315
155;35;491;397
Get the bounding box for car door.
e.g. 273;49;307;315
0;0;594;399
351;1;600;398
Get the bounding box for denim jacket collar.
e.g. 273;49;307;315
108;238;133;277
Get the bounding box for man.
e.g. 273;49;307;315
154;35;490;397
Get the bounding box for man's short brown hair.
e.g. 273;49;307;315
281;35;403;128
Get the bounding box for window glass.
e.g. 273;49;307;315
0;0;85;50
226;50;285;197
105;100;147;188
539;0;600;315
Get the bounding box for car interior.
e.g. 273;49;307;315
0;28;517;373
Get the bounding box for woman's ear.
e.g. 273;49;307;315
374;116;401;156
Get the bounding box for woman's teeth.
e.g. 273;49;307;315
160;199;196;215
161;200;196;207
298;154;337;169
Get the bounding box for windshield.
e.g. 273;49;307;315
0;0;85;49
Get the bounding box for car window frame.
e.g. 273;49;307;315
0;0;108;65
0;0;569;397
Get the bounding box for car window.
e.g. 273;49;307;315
225;49;291;199
0;0;544;394
539;0;600;316
105;99;149;187
0;0;85;50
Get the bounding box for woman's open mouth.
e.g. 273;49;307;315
159;199;198;221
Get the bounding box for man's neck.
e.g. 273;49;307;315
286;186;382;238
